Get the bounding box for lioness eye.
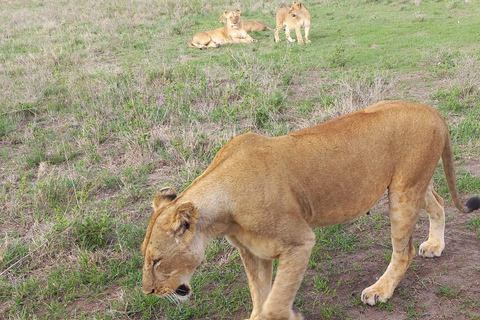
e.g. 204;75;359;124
153;258;161;266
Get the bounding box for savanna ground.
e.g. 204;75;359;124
1;0;480;319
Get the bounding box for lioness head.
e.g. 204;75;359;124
289;1;304;18
219;9;241;28
141;187;202;302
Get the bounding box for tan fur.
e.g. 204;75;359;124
275;1;311;44
242;20;274;32
141;100;479;319
218;14;273;32
189;10;257;49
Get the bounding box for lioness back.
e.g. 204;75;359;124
242;20;273;32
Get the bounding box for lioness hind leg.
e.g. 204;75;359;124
304;25;311;43
419;183;445;257
362;190;419;305
274;26;282;42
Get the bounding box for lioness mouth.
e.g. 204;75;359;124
175;284;190;296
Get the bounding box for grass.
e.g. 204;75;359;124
1;0;480;319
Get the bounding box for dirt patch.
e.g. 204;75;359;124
460;160;480;177
297;201;480;320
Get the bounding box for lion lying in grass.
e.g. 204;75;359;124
242;20;274;32
141;100;480;319
189;10;257;49
275;1;311;44
219;14;273;32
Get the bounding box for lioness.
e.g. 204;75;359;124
189;10;257;49
142;100;480;320
275;1;311;44
242;20;274;32
219;14;273;32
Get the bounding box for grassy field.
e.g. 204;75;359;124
1;0;480;319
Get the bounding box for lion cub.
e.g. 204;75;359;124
189;10;257;49
274;1;311;44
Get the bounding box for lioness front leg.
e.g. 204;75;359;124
294;26;304;44
237;37;258;44
362;191;419;305
261;230;315;320
285;27;296;43
419;183;445;257
237;247;273;320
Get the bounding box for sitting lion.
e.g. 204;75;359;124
275;1;311;44
189;10;257;49
141;100;480;319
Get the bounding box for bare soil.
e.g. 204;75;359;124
319;201;480;320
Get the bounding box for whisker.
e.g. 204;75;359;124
173;293;181;305
167;293;177;305
164;294;172;303
164;289;179;306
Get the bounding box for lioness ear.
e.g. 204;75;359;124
152;187;177;211
236;9;241;14
171;202;198;240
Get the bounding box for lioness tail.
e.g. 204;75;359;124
442;132;480;213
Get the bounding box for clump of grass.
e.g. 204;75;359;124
467;217;480;239
438;284;460;298
0;241;30;274
72;214;114;250
432;85;472;112
329;44;347;68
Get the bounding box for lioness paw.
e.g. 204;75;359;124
419;241;444;258
262;309;303;320
361;286;391;306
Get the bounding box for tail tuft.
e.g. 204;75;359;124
465;196;480;212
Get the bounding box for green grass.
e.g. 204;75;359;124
467;216;480;239
1;0;480;319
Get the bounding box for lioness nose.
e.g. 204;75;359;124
142;287;154;295
175;284;190;296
